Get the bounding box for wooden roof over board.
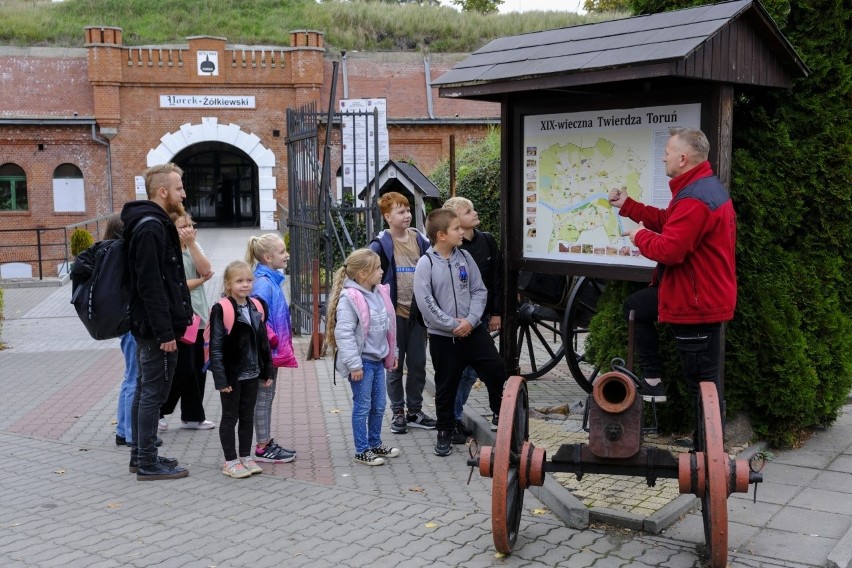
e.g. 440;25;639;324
434;0;808;100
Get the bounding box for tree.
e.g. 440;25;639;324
583;0;630;13
451;0;503;15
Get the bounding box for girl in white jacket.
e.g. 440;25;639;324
325;249;400;466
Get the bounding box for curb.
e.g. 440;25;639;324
827;525;852;568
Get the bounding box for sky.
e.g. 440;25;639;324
439;0;587;14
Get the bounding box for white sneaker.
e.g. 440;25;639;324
222;460;251;479
239;456;263;475
181;420;215;430
158;418;168;431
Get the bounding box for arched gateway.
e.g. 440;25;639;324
146;117;277;228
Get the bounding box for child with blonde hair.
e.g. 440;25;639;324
326;249;400;466
245;233;298;463
208;261;274;478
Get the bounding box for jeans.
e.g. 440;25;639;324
116;333;137;440
386;315;427;414
160;328;206;422
130;337;178;468
430;326;506;432
349;359;387;453
624;287;662;378
671;322;724;444
219;378;260;461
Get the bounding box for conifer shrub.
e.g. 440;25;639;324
70;228;94;258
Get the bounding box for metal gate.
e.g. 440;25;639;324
286;100;324;338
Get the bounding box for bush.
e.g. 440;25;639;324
70;228;94;258
429;127;502;239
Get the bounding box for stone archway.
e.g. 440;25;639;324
147;117;277;229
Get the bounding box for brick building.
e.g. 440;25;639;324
0;27;497;277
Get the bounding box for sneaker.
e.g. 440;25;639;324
222;460;252;479
434;431;453;457
490;413;499;432
158;418;168;431
407;410;437;430
255;442;295;463
115;435;127;446
371;444;400;458
180;420;215;430
266;438;296;456
354;450;386;466
641;378;667;403
137;463;188;481
451;424;467;445
391;411;408;434
455;419;473;437
239;456;263;475
129;455;178;474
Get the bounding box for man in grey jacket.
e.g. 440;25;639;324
413;209;506;457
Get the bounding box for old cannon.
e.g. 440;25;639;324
471;369;764;568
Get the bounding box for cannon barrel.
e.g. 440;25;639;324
588;371;642;458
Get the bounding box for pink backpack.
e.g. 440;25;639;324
202;297;265;372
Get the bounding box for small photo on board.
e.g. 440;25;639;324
526;159;537;168
526;182;537;191
526;146;537;157
527;228;537;238
526;193;537;203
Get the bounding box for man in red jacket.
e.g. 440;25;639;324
609;127;737;440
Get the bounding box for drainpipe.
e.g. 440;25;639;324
91;124;116;212
341;50;349;99
424;56;435;120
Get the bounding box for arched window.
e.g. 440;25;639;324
0;163;27;211
53;163;85;212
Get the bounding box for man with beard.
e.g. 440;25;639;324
120;163;193;480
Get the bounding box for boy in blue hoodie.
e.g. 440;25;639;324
413;209;507;457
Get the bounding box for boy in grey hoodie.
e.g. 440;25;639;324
413;209;506;457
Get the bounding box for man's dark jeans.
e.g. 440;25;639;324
130;337;178;467
623;286;662;378
671;322;724;446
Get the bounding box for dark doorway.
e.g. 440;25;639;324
173;142;258;226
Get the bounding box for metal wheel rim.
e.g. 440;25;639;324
514;302;566;380
563;277;605;392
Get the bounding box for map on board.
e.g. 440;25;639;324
522;103;701;267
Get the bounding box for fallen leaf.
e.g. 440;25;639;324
106;503;121;509
330;408;341;414
425;522;438;528
532;508;550;515
54;469;65;474
408;486;425;493
495;552;507;558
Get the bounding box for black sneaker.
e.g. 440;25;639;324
490;413;499;432
115;435;126;446
354;450;385;466
391;411;408;434
407;411;437;430
129;455;178;474
371;444;401;458
434;431;453;457
451;424;467;445
255;442;295;464
640;379;667;403
455;419;473;437
137;462;189;481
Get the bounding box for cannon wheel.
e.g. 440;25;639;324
492;376;529;553
696;381;729;568
513;301;566;380
563;277;606;393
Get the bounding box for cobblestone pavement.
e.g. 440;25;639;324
1;228;849;568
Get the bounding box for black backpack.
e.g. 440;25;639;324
70;217;155;340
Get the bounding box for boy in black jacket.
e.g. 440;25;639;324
443;197;504;438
